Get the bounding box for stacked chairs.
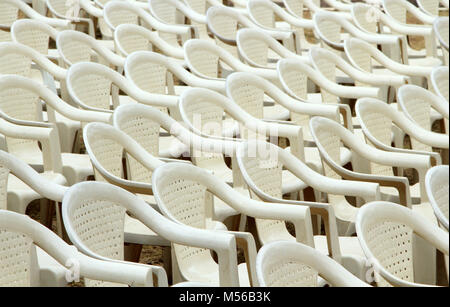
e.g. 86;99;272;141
351;3;438;62
0;0;448;288
11;19;60;61
206;5;298;57
0;0;70;43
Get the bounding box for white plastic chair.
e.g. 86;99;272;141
309;116;436;207
310;113;442;283
344;38;440;87
225;71;354;161
46;0;102;37
308;47;408;104
149;0;209;40
124;50;226;97
0;107;69;248
83;121;189;265
351;3;438;61
313;10;405;61
433;17;449;65
66;61;179;115
0;149;70;286
277;57;381;123
206;5;297;57
114;24;184;60
397;84;449;139
0;0;70;43
356;97;445;168
0;210;156;287
0;42;80;151
152;161;314;286
83;121;164;203
356;201;449;286
179;87;304;158
236;28;308;69
246;0;317;54
282;0;354;20
417;0;449;17
56;29;125;69
236;140;377;278
0;41;65;92
103;0;195;48
431;66;448;101
237;138;381;233
62;180;249;286
11;19;60;61
426;165;449;230
256;241;370;287
112;103;241;222
180;87;320;200
383;0;437;25
0;74;109;185
184;38;279;83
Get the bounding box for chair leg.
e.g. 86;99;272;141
124;243;143;262
39;198;53;229
55;202;64;238
162;246;172;285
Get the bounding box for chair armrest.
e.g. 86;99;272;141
309;48;409;87
316;143;413;207
80;0;104;18
257;0;315;29
140;9;195;37
0;150;68;202
223;231;258;287
0;113;63;173
0;109;53;128
279;58;382;99
248;188;342;262
401;0;436;24
279;147;381;201
330;116;433;170
76;252;155;286
0;24;10;32
380;12;433;36
360;126;442;166
17;1;71;28
165;57;226;93
363;40;434;77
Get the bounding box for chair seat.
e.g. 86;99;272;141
7;172;67;213
213;196;241;222
380;181;422;204
47;49;60;61
13;146;92;185
159;135;189;158
36;246;69;287
412;202;438;225
408;57;442;67
303;146;352;174
314;235;367;278
97;39;115;51
61;153;94;185
124;214;170;246
264;104;291;121
178;254;250;286
282;170;308;195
